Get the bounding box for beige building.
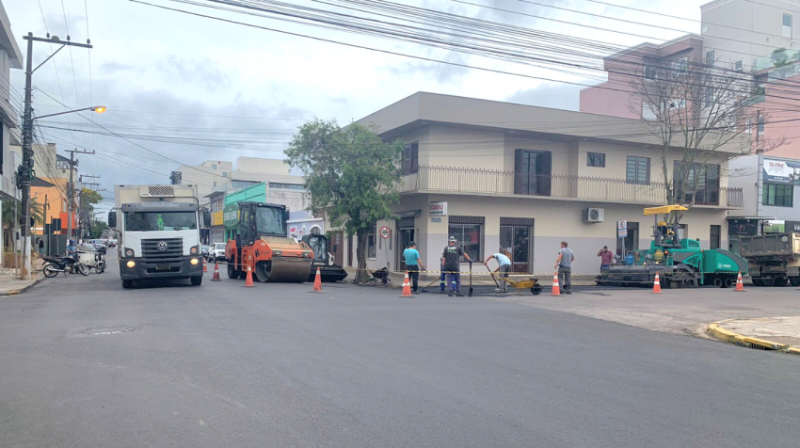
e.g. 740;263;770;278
333;93;747;276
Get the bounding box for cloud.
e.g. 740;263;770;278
386;52;470;84
157;56;232;91
504;82;583;110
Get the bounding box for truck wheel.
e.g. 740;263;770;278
227;264;239;280
122;280;133;289
191;276;202;286
239;270;248;280
774;277;788;287
723;277;734;288
790;277;800;287
712;277;723;288
752;278;764;287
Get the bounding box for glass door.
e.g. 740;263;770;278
500;225;532;273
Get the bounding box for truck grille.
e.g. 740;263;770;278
142;238;183;260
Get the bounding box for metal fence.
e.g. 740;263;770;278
400;165;744;207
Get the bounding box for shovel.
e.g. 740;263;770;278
468;261;474;297
420;276;439;293
485;263;501;288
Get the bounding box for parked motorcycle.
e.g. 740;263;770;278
42;255;89;278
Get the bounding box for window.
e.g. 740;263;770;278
706;50;715;66
586;152;605;167
626;156;650;184
514;149;552;195
367;225;377;259
269;182;305;191
616;222;639;256
644;65;657;80
668;98;686;110
784;13;793;38
745;118;753;134
734;60;743;71
232;180;258;189
212;164;217;170
757;115;765;135
213;181;217;187
704;88;714;107
763;183;793;207
673;162;721;205
671;57;688;78
448;223;482;261
642;102;657;120
222;172;228;178
402;142;419;175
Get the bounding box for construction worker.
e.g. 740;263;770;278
442;236;472;297
402;242;425;293
554;241;574;294
485;248;512;293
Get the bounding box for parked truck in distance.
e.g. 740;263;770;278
110;185;210;289
738;232;800;286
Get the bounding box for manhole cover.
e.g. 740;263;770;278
81;325;135;336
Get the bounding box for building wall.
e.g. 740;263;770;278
236;157;291;175
579;82;639;119
727;155;760;216
176;161;232;201
344;194;729;275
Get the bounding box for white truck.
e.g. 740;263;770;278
110;185;210;289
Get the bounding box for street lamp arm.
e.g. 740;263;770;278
33;106;107;121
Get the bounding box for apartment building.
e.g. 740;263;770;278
0;2;23;258
206;190;226;243
331;93;745;275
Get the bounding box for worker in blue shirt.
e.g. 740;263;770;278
402;241;425;293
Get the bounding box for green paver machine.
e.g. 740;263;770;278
596;205;748;288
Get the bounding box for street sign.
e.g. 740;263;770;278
617;220;627;238
379;226;391;239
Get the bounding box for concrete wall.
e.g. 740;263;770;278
579;81;639;119
236;157;291;175
727;155;760;216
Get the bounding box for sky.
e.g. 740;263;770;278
5;0;710;217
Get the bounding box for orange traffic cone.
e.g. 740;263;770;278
551;271;560;296
652;272;662;294
244;264;254;287
310;267;323;293
211;261;221;281
203;258;208;273
734;271;745;292
400;271;413;297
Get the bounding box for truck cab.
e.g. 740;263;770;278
111;185;209;289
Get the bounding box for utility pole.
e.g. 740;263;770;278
66;150;94;244
21;32;92;279
42;194;49;257
79;175;99;239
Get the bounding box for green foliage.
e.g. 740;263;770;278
90;220;109;239
81;188;102;205
285;119;404;281
2;199;44;229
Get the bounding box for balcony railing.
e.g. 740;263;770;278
399;165;743;208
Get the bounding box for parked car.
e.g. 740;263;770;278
201;245;211;259
209;242;227;261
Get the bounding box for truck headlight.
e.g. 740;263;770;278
303;252;311;258
126;261;136;268
190;258;199;265
125;248;135;258
273;250;282;256
190;245;199;255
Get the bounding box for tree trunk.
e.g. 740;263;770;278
355;228;370;283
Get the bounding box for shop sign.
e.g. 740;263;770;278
785;221;800;233
763;159;800;184
223;204;240;228
429;201;447;216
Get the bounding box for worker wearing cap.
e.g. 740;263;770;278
442;236;473;297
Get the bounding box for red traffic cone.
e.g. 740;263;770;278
203;258;208;273
400;271;413;297
211;261;221;281
244;263;254;287
734;272;745;292
310;267;323;293
652;272;662;294
551;271;560;296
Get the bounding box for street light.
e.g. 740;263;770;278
33;106;108;121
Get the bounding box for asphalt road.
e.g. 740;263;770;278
1;252;799;448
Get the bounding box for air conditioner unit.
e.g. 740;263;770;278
583;208;605;223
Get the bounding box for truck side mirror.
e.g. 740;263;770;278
108;211;117;229
285;210;290;223
203;210;211;227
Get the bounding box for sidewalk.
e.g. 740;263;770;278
708;317;800;354
0;259;44;296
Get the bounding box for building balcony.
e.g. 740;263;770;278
399;165;743;208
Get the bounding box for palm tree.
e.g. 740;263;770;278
2;199;44;250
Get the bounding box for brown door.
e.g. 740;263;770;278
332;231;344;266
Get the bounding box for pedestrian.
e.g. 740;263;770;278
554;241;574;294
597;245;613;271
402;241;425;294
484;248;511;293
442;236;472;297
37;238;44;258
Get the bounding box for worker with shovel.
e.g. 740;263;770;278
485;248;512;293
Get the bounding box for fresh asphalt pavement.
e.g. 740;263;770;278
1;253;799;448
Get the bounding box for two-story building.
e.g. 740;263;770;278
334;92;746;275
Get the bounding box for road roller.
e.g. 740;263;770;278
224;202;313;283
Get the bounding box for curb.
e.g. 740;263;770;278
707;319;799;354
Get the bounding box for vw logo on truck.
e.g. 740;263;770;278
157;241;169;252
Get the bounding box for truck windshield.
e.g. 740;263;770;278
256;207;286;236
125;212;197;231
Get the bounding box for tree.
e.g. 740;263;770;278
2;198;44;250
90;220;109;239
629;57;784;214
285;119;404;283
79;188;102;239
